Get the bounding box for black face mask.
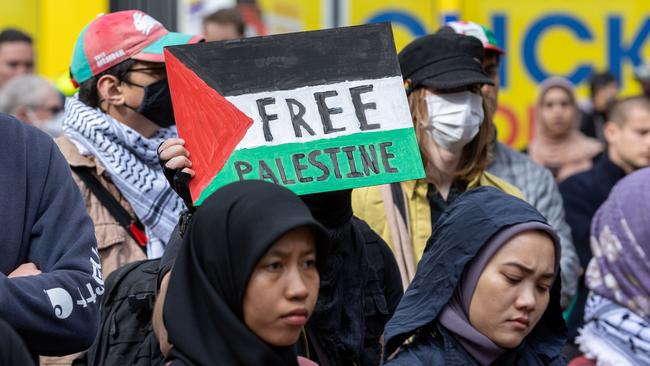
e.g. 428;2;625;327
124;78;176;128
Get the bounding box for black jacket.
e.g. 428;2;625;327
384;323;566;366
579;110;607;145
303;217;402;366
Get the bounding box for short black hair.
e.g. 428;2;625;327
485;49;501;63
0;28;33;45
203;8;245;37
589;72;617;99
77;59;136;108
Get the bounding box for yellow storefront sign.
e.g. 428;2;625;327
345;0;439;51
0;0;108;81
463;0;650;148
257;0;329;33
258;0;441;48
259;0;650;149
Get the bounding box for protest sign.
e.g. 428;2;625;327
165;22;424;205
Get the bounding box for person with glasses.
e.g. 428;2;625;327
0;75;64;137
43;14;199;364
55;10;202;278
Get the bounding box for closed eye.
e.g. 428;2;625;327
504;275;521;284
536;285;550;293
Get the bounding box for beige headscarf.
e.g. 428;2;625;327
528;77;602;182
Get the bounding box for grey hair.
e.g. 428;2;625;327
0;75;58;114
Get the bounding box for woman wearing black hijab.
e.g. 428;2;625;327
163;180;329;366
156;141;404;366
383;187;567;365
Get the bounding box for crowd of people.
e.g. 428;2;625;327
1;6;650;366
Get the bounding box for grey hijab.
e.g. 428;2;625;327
438;222;561;365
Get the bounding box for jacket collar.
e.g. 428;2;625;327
596;153;627;183
55;135;106;176
402;175;483;199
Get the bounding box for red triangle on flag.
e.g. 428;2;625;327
165;49;253;203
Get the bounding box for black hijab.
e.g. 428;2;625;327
164;180;329;366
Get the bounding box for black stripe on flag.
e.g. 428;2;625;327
164;23;401;97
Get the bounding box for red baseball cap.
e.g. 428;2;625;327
70;10;203;85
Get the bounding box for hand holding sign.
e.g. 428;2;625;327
165;23;424;205
159;138;194;177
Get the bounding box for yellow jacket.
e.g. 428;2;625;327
352;172;523;284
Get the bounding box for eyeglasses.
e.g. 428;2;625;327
7;61;33;69
127;66;167;79
34;105;64;114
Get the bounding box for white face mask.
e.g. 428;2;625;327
27;110;64;137
424;91;484;152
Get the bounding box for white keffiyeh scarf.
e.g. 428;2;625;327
576;293;650;366
62;96;184;258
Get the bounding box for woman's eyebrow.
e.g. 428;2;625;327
265;248;290;257
265;247;316;257
301;248;316;255
503;262;554;279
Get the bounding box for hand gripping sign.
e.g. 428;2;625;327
165;23;424;205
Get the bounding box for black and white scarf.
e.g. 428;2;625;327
577;293;650;366
63;96;184;258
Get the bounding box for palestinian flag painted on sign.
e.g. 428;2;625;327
165;23;424;205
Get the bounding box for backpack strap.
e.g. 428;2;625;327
71;166;148;249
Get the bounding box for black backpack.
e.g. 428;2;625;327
74;259;163;366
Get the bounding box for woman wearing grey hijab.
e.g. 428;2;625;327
383;187;567;365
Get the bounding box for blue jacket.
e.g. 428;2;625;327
383;187;567;365
0;114;101;355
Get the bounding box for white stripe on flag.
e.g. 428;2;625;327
226;76;411;149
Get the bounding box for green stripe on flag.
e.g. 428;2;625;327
195;127;424;205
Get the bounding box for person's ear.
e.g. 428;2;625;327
97;74;125;107
13;105;31;123
603;121;619;145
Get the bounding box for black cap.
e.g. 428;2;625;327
399;32;494;94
